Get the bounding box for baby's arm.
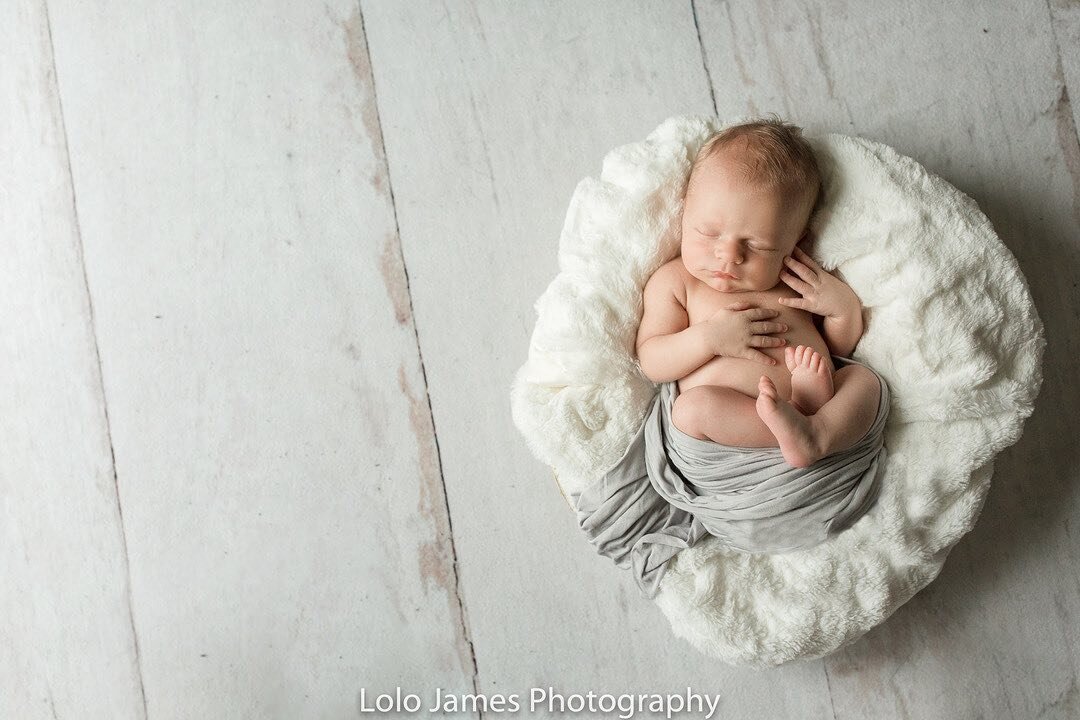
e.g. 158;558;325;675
635;264;713;383
777;247;864;357
637;262;790;381
821;307;864;358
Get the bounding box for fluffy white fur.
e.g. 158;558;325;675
510;115;1045;667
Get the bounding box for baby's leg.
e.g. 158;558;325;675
815;364;882;451
756;360;882;468
671;385;779;447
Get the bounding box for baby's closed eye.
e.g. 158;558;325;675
698;233;776;252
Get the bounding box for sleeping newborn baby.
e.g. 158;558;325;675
574;117;892;595
635;117;882;468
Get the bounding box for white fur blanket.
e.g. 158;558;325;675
510;115;1045;667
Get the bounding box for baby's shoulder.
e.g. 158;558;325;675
646;257;692;289
643;257;690;303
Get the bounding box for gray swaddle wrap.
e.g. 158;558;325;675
571;355;890;599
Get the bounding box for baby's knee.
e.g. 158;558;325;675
671;389;699;430
836;363;881;395
672;387;712;438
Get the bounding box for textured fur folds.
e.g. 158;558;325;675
510;115;1044;666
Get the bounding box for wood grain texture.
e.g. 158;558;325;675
4;0;1077;717
43;0;474;716
1;1;145;718
692;1;1080;717
1049;0;1080;233
361;1;838;717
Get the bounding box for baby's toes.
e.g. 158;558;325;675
785;345;796;371
795;345;811;368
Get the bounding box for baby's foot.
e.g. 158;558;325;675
785;345;834;415
756;375;826;468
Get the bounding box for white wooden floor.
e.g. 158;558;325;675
3;1;1079;718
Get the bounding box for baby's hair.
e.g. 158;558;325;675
690;113;822;214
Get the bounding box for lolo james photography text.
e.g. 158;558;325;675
359;686;724;718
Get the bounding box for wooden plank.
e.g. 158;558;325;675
361;0;838;714
693;0;1080;717
1049;0;1080;230
45;0;475;715
0;1;145;718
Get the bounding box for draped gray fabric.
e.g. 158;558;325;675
571;356;890;599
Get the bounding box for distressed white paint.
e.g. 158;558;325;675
3;0;1078;717
360;1;838;717
1;1;144;718
39;0;474;716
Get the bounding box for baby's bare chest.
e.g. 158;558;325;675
679;282;832;398
685;283;813;332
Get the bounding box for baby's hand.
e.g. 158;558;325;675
702;302;788;366
777;247;862;319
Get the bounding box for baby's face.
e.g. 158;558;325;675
680;151;812;293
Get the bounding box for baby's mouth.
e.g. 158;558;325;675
711;270;738;280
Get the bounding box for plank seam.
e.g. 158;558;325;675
355;2;483;711
1046;0;1080;227
822;660;838;720
41;1;149;716
691;0;718;118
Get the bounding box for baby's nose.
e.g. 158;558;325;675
716;243;742;263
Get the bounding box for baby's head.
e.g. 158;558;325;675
680;115;821;292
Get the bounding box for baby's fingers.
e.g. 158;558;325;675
782;257;818;284
749;320;788;335
792;246;823;269
777;294;811;310
743;307;780;321
749;335;786;348
740;348;778;366
780;270;814;294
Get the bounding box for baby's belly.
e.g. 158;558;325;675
677;322;833;400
